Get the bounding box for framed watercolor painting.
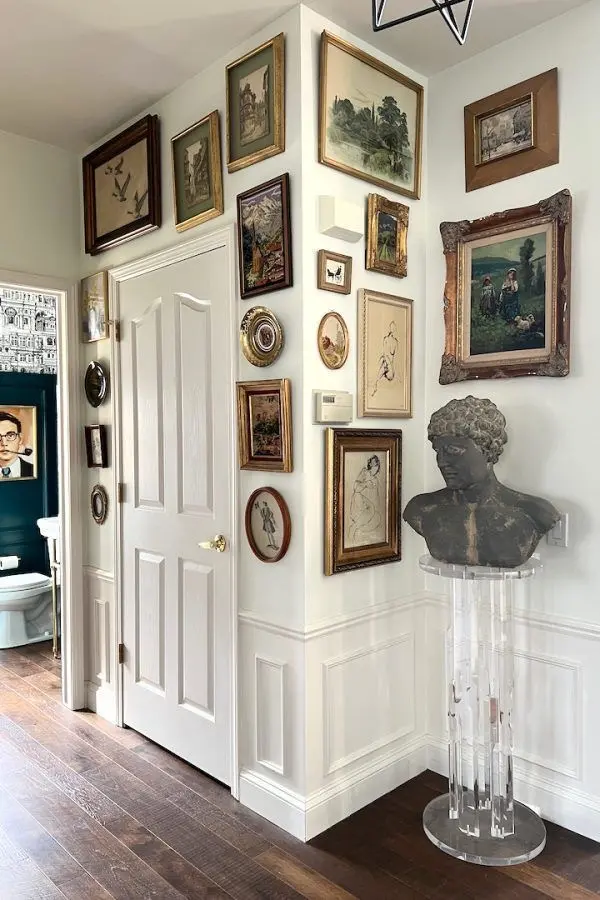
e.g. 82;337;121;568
439;189;571;384
317;250;352;294
171;110;223;232
366;193;409;278
317;311;349;370
319;31;423;199
237;173;292;299
236;378;292;472
82;115;161;255
0;406;37;480
325;428;402;575
358;289;412;418
465;69;558;192
226;33;285;173
81;271;108;342
245;487;291;563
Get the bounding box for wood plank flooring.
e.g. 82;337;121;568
0;642;599;899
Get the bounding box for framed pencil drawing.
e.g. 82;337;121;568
439;189;571;384
245;487;291;563
237;173;292;299
358;289;412;418
366;193;409;278
317;250;352;294
236;378;292;472
325;428;402;575
82;115;161;255
171;110;223;232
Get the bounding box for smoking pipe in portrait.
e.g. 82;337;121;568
403;396;560;568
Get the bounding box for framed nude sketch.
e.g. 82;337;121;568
358;289;413;418
0;406;37;480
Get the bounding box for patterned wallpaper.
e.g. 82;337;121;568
0;287;57;374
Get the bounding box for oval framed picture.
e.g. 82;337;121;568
317;311;349;370
90;484;108;525
85;361;109;408
240;306;284;367
245;487;291;563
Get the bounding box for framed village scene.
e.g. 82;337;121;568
439;189;572;383
237;378;292;472
171;110;223;232
0;406;37;481
237;173;292;299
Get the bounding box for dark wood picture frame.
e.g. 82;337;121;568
465;69;558;192
366;193;409;278
82;114;161;255
245;487;291;563
236;378;292;472
237;173;293;300
440;189;571;385
325;428;402;576
84;425;108;468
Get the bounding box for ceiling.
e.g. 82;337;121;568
0;0;587;151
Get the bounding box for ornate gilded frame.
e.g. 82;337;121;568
440;189;571;385
171;110;223;233
325;428;402;576
317;311;349;370
245;487;291;563
226;33;285;173
239;306;284;367
366;193;409;278
236;378;292;472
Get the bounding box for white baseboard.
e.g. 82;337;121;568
239;769;307;840
85;681;117;724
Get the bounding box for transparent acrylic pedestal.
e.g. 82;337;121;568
420;554;546;866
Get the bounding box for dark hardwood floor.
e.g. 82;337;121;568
0;642;598;899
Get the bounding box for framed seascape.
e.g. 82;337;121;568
171;110;223;232
236;378;292;472
325;428;402;576
439;189;572;384
319;32;423;199
358;289;412;418
465;69;558;192
366;193;409;278
237;174;292;299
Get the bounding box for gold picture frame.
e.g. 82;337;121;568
317;250;352;294
317;311;349;370
236;378;292;472
240;306;284;367
366;194;409;278
358;289;413;418
171;110;223;233
319;31;423;199
325;428;402;576
81;271;109;342
226;33;285;173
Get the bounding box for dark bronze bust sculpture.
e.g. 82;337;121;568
403;396;560;568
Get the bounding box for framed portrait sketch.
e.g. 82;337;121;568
317;250;352;294
245;487;291;563
237;173;292;299
84;425;108;468
81;271;108;342
237;378;292;472
325;428;402;576
0;406;37;481
171;110;223;232
319;31;423;199
82;115;161;255
439;189;571;384
317;312;349;370
226;33;285;173
465;69;558;192
358;289;412;418
366;194;409;278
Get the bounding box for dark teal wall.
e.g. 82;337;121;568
0;374;58;576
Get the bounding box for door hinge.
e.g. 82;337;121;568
118;643;125;665
117;483;125;503
112;319;122;342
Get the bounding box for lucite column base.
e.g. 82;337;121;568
423;794;546;866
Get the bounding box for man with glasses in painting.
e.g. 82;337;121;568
0;411;34;478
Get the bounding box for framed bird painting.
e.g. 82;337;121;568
82;115;161;255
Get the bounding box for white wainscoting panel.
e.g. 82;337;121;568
255;657;286;775
83;567;116;723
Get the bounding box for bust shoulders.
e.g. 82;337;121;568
497;484;560;534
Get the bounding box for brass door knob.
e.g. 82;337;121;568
198;534;227;553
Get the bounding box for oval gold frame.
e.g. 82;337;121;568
91;484;108;525
240;306;284;367
317;311;349;370
245;487;291;563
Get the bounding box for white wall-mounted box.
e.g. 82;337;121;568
314;390;353;424
318;196;363;243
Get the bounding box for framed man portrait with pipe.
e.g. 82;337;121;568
0;407;37;480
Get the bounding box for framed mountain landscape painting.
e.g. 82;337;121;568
237;173;292;299
319;32;423;199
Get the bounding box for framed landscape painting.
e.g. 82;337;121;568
439;189;571;384
171;110;223;232
237;173;292;299
236;378;292;472
319;31;423;199
366;193;409;278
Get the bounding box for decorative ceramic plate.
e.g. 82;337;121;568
240;306;284;367
85;361;109;407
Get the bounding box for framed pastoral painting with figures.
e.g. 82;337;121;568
465;69;558;192
439;189;571;384
236;378;292;472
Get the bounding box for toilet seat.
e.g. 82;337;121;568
0;573;52;607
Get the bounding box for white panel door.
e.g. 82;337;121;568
120;247;233;785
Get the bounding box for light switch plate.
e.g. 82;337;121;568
547;513;569;548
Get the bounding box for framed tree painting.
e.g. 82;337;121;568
171;110;223;232
358;289;412;418
236;378;292;472
439;189;571;384
325;428;402;575
366;193;409;278
82;115;161;255
226;33;285;173
237;174;292;299
319;31;423;199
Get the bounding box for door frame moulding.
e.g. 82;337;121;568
108;225;239;798
0;267;84;710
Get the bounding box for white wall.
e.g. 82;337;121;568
426;0;600;841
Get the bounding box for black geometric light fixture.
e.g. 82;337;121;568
372;0;475;46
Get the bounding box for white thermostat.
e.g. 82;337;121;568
314;390;353;424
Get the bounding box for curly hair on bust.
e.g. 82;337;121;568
427;396;507;464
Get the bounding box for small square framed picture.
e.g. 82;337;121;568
317;250;352;294
366;194;409;279
84;425;108;468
